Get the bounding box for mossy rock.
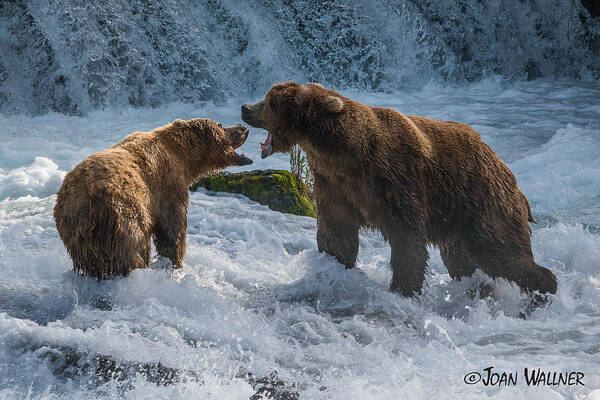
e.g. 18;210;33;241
190;169;316;218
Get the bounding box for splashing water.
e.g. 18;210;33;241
0;0;599;115
0;79;599;398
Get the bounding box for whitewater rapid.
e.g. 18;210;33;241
1;80;599;399
1;0;598;115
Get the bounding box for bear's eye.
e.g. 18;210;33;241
269;99;276;109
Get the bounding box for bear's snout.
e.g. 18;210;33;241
241;103;263;128
241;104;255;123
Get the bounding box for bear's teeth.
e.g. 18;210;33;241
261;131;272;147
261;131;273;158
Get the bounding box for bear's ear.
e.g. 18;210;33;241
173;119;189;128
321;96;344;113
294;87;306;106
295;85;343;114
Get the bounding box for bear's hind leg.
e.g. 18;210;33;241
62;202;150;279
485;256;557;296
153;202;187;268
120;231;152;274
102;223;151;278
458;215;557;307
469;241;557;297
68;231;150;280
440;240;495;299
439;240;477;280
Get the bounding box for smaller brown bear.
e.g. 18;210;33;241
242;82;557;300
54;118;252;280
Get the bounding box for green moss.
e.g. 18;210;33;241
190;169;316;218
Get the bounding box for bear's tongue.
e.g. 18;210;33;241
260;131;273;159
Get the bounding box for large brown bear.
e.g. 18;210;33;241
241;82;557;298
54;118;252;280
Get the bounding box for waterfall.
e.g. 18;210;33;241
0;0;598;115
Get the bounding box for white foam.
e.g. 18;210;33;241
0;80;598;398
512;124;600;222
0;157;66;201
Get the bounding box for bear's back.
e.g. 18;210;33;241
56;147;151;222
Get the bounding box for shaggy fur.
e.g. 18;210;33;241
54;118;251;279
242;82;557;297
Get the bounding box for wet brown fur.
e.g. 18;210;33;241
54;118;250;279
242;82;557;297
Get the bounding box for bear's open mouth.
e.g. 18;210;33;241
260;131;273;159
231;127;249;149
234;151;252;165
230;127;252;165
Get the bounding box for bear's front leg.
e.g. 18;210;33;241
388;233;429;296
153;202;187;268
317;216;360;269
315;190;360;269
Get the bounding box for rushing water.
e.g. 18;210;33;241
0;79;599;399
1;0;599;115
1;0;600;397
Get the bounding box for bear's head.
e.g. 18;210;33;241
166;118;252;174
241;82;344;158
